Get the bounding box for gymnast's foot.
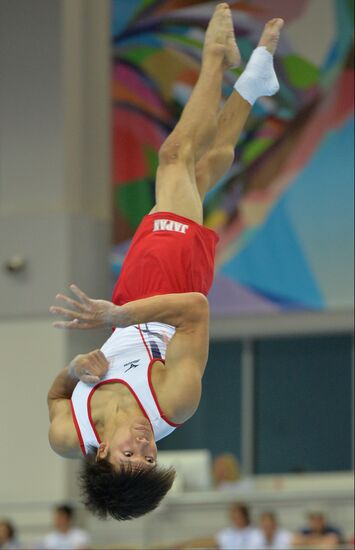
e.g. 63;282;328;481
233;18;284;105
257;18;284;55
203;3;241;69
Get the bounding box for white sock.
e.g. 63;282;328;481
234;46;279;105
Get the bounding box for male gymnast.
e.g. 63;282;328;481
48;4;283;521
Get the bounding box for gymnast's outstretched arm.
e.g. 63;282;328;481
50;284;208;331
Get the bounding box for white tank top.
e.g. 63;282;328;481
70;322;178;456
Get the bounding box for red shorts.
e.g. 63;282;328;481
112;211;219;306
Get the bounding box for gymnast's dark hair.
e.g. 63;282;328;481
79;448;176;521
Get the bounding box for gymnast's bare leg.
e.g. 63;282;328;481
151;2;240;224
151;16;284;220
195;18;284;199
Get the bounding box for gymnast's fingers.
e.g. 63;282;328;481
50;306;86;319
89;359;108;378
52;320;92;329
55;293;85;311
93;349;109;368
86;355;103;374
97;350;107;362
70;284;92;306
81;374;100;384
89;359;108;377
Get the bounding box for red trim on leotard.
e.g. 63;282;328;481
70;400;87;457
138;324;152;359
86;379;154;439
147;359;181;428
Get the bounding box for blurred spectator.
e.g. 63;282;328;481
0;520;21;550
215;503;259;550
212;454;254;492
176;502;259;549
252;512;292;549
37;505;90;550
213;454;241;486
292;511;342;549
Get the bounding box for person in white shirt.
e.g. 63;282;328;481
38;505;90;550
251;512;292;550
0;520;22;550
176;503;259;549
215;504;259;550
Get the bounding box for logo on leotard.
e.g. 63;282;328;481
124;359;140;373
153;219;189;234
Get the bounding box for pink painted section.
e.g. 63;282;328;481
209;274;281;315
229;0;311;22
283;70;354;175
113;108;165;183
113;64;169;118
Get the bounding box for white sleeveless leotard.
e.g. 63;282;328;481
70;322;178;456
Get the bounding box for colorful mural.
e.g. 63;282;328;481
112;0;354;314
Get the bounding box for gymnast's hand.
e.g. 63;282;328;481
68;350;109;384
50;284;117;329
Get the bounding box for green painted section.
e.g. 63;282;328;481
346;0;354;20
144;146;159;178
136;0;157;14
237;37;255;62
283;55;320;89
159;32;202;50
120;46;158;64
115;179;154;229
243;137;273;165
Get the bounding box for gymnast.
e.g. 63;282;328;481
48;4;283;520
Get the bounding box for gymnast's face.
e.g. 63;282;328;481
97;419;157;470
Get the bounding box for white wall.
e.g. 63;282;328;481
0;0;111;508
0;320;67;504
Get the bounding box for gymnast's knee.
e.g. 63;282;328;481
208;146;235;171
158;135;194;166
